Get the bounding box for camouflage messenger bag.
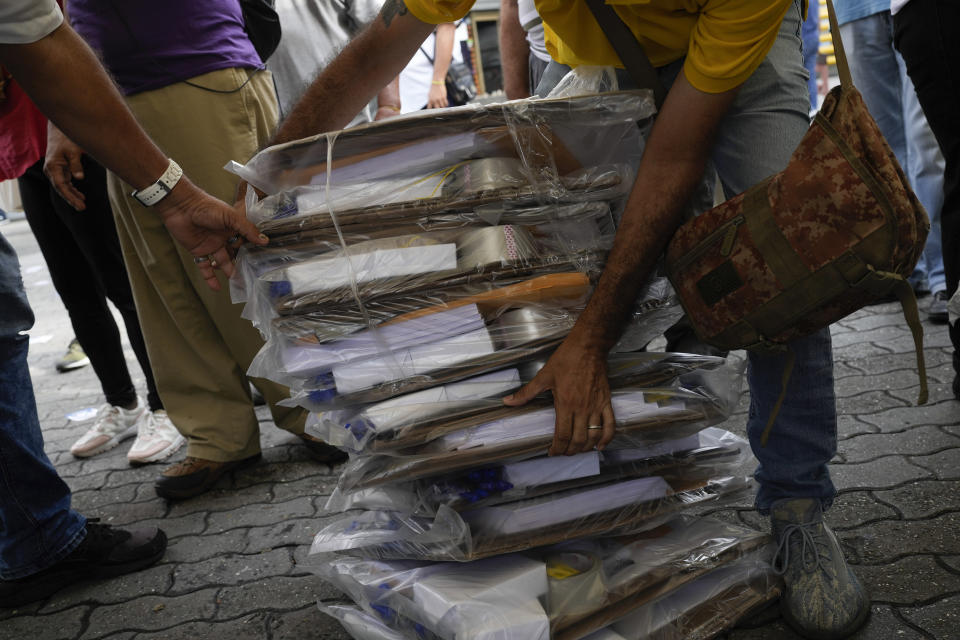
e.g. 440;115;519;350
587;0;930;437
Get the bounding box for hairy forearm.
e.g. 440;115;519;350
0;24;167;191
571;76;739;352
432;23;455;81
273;0;432;144
499;0;531;99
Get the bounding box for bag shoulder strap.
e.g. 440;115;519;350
824;0;853;89
583;0;667;107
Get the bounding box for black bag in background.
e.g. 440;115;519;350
240;0;282;63
418;29;477;107
445;59;477;106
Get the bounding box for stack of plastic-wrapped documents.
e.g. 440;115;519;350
231;91;780;640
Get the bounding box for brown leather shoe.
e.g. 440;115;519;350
154;453;261;500
299;433;348;464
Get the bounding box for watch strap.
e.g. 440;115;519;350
131;159;183;207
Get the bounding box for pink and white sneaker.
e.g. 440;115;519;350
70;398;146;458
127;410;186;465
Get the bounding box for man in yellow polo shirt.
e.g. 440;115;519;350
266;1;869;637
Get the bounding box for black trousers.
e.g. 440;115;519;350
894;0;960;370
18;158;161;410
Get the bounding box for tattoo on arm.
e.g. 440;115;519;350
381;0;409;28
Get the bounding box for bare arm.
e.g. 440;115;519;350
426;22;455;108
375;76;402;120
0;22;266;289
499;0;531;99
273;0;433;144
505;73;740;455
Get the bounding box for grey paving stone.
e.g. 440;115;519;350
69;484;140;514
832;326;907;350
101;465;166;490
837;414;879;440
854;555;960;605
133;512;208;539
167;483;275;519
942;556;960;574
835;370;930;397
169;549;293;594
825;491;898;530
837;511;960;564
64;470;111;493
265;605;353;640
873;480;960;519
215;575;334;619
858;402;960;431
837;390;910;416
84;500;168;528
243;518;320;555
838;426;960;464
81;590;219;639
205;497;316;533
163;529;248;564
124;620;265;640
844;351;943;377
725;604;925;640
900;594;960;640
0;605;89;640
271;474;339;503
832;341;896;362
39;564;173;613
887;328;955;352
837;309;915;333
888;383;957;405
829;456;933;491
908;448;960;480
234;461;340;491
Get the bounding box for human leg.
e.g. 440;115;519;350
0;231;86;580
18;160;137;409
713;3;868;636
897;52;947;310
104;68;307;495
839;13;908;166
47;156;163;411
894;0;960;394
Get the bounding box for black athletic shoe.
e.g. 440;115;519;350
0;520;167;608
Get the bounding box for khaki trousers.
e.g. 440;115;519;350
107;67;305;462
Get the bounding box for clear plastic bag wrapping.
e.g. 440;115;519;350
310;516;776;640
303;353;727;451
324;427;749;516
308;475;752;563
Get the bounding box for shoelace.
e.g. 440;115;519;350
773;521;832;576
91;404;123;433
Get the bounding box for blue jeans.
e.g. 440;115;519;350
0;231;86;580
539;0;838;513
840;12;946;293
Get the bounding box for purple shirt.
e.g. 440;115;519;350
68;0;262;96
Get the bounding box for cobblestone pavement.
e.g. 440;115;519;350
2;216;958;639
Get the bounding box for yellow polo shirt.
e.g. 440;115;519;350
402;0;794;94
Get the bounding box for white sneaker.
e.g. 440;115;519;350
127;410;186;465
70;398;146;458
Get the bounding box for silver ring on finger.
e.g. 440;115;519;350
193;255;210;264
587;425;603;431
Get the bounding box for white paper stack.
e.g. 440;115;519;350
363;368;522;433
279;243;458;296
411;554;550;640
280;304;486;376
461;476;671;535
332;326;496;394
501;451;600;488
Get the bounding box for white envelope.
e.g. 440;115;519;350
281;243;457;296
501;451;601;488
364;368;522;433
332;326;496;394
279;304;486;375
412;554;549;639
461;476;671;535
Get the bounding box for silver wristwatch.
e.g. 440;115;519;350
130;159;183;207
